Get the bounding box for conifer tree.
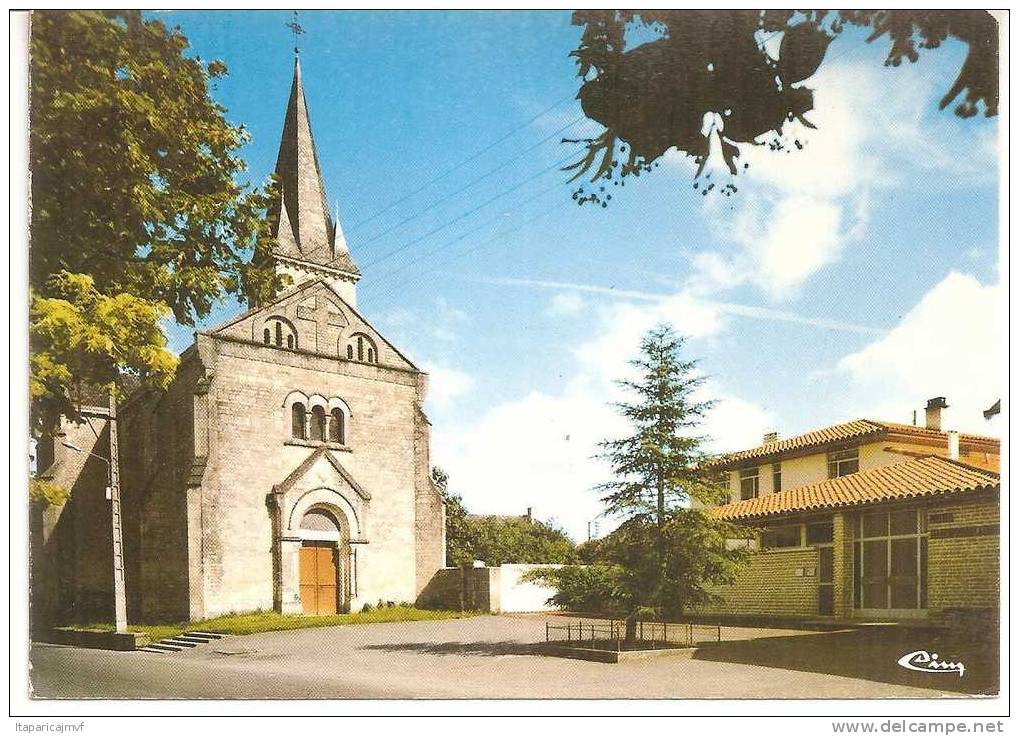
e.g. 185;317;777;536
530;324;748;633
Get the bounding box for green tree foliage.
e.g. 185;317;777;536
28;478;70;506
566;10;998;200
431;466;578;567
29;10;284;429
464;514;578;567
529;325;748;627
431;466;473;567
30;272;178;419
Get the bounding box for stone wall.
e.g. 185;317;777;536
196;329;428;616
118;355;201;623
31;413;113;630
413;401;446;596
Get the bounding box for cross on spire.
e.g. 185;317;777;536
270;44;358;279
285;10;305;57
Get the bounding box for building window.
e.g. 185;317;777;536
827;448;859;478
310;406;327;442
854;508;928;610
739;467;759;500
265;317;298;351
346;333;378;364
329;408;345;444
806;519;834;544
772;462;782;493
761;524;801;549
291;403;307;440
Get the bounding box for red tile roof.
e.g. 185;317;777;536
709;456;999;521
713;419;998;467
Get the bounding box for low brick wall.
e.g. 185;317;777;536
697;548;820;618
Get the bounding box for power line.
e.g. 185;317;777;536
385;197;567;295
346;91;577;232
362;150;576;270
377;179;568;281
355;115;585;248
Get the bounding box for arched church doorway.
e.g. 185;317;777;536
297;507;349;615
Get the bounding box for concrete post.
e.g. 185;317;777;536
108;390;128;633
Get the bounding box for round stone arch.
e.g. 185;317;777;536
287;487;362;539
282;390;309;411
277;487;365;616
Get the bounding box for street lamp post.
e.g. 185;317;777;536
61;389;128;633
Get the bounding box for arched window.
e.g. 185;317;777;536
329;408;345;444
291;403;307;439
264;317;298;351
346;333;378;364
310;405;327;442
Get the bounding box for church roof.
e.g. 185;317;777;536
272;57;359;278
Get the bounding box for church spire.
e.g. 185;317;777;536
271;55;359;300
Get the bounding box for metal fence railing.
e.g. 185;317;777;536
544;619;722;652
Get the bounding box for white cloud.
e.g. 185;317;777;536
835;272;1002;434
690;56;994;300
433;285;773;540
548;291;585;316
423;362;476;410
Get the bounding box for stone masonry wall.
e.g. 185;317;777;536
413;400;445;595
118;356;201;623
32;414;113;629
199;334;425;617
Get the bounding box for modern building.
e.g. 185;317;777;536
703;398;1000;623
31;57;446;626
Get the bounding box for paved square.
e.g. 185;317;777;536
29;615;992;699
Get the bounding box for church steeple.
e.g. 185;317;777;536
271;56;360;303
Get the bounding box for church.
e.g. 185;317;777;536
32;58;447;625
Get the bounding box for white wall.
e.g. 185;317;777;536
496;564;562;613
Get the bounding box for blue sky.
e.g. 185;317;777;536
156;11;1001;539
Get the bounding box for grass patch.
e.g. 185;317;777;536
86;607;479;642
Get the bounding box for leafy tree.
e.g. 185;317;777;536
431;466;473;567
465;514;578;566
29;10;283;430
566;10;998;201
431;466;579;566
530;325;748;634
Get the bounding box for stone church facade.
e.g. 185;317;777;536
32;59;446;625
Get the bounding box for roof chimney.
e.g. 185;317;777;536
762;431;779;444
947;430;960;460
925;397;948;432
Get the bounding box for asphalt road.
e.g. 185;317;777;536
28;615;977;700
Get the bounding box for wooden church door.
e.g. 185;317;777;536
299;543;338;616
